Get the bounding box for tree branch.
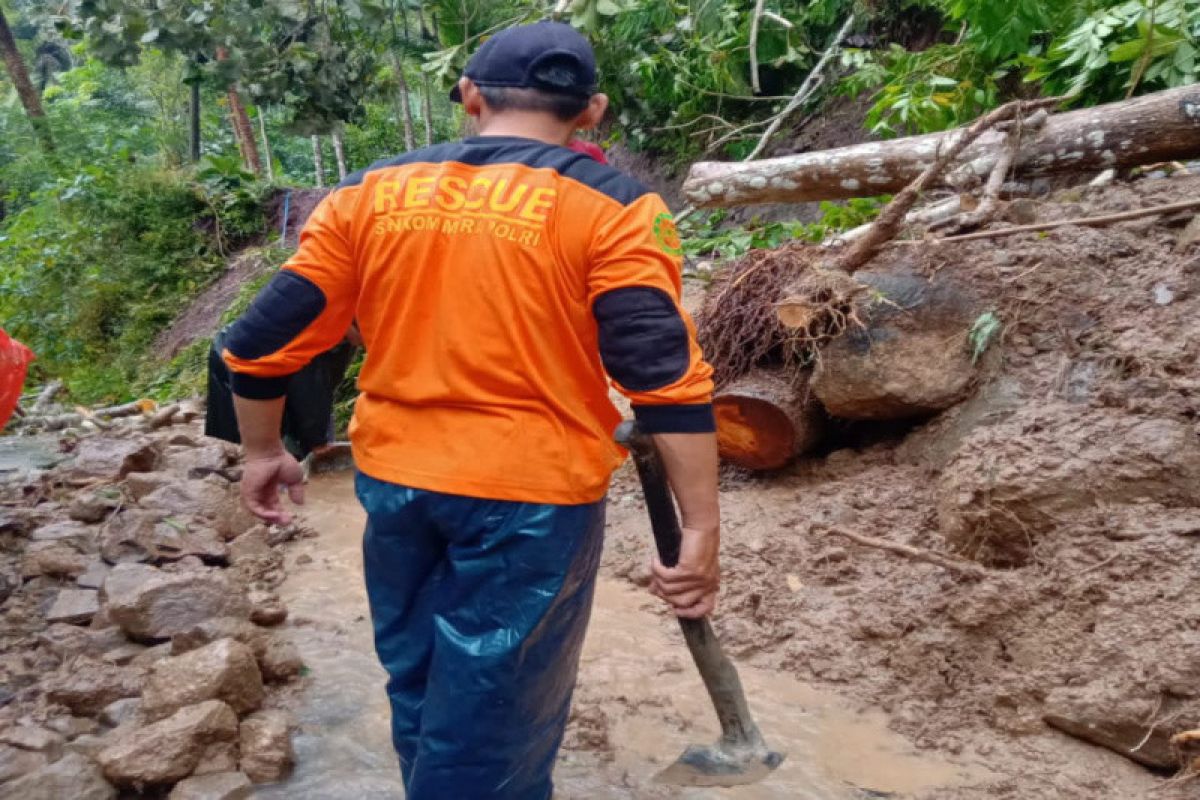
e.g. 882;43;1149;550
749;0;767;95
831;95;1066;273
894;197;1200;246
742;13;855;162
819;525;987;579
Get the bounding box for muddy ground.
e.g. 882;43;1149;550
588;170;1200;798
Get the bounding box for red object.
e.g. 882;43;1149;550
0;329;35;429
567;139;608;164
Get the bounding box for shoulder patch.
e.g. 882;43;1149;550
652;212;683;256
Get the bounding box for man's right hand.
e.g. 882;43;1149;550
241;450;305;525
650;525;719;619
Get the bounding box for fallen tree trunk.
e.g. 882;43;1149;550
714;369;823;470
683;85;1200;208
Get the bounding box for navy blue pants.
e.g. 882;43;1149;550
356;473;605;800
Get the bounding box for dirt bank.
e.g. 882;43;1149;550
596;170;1200;797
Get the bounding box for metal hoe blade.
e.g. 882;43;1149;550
656;740;785;787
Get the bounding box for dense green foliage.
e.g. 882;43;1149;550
841;0;1200;135
1;0;1195;406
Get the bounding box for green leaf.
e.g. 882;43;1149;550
1108;38;1146;63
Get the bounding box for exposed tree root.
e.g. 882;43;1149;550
819;524;989;579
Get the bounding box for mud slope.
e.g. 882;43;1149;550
597;173;1200;798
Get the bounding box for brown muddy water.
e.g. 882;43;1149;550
256;474;988;799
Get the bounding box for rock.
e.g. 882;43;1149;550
238;710;293;784
167;771;252;800
129;642;174;669
813;268;981;420
0;743;48;783
0;725;63;756
47;715;100;740
100;642;149;667
939;404;1200;566
100;511;226;566
71;438;160;480
96;700;239;787
45;589;100;625
1176;214;1200;252
37;623;94;659
1044;684;1200;770
1153;282;1176;305
214;503;258;542
161;443;233;477
99;698;142;728
258;635;304;684
76;560;110;589
191;741;238;775
147;519;229;565
101;564;250;641
177;400;205;422
69;489;122;524
228;527;273;563
0;507;38;538
98;511;154;565
140;478;236;520
124;472;172;502
64;734;107;760
0;567;18;605
22;544;91;579
0;752;116;800
248;590;287;627
29;521;96;551
168;555;207;571
45;659;144;716
171;618;266;657
141;639;264;721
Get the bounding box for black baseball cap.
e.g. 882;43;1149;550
449;21;597;103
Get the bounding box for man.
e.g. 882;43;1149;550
205;323;359;466
223;21;720;799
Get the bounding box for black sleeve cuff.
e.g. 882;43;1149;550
632;403;716;434
231;372;292;400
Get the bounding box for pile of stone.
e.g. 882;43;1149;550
0;404;308;799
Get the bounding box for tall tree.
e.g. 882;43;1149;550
0;4;54;154
331;129;348;180
216;46;262;175
311;135;325;188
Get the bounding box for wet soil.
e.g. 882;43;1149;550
267;474;988;799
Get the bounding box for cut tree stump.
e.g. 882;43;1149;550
714;369;823;470
683;84;1200;207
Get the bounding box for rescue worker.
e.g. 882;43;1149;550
222;21;720;799
204;324;359;464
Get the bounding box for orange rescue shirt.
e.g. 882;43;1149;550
223;136;714;505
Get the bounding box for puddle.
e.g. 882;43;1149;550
260;474;987;799
555;581;985;800
0;435;62;473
